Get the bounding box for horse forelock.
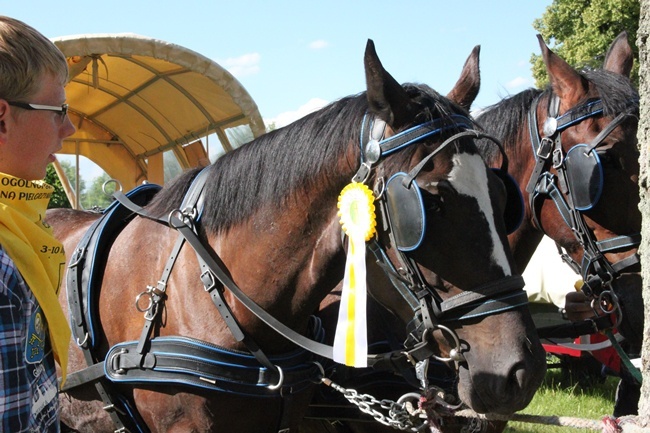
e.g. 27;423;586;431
448;152;512;275
580;68;639;116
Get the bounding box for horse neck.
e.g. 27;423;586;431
202;147;358;346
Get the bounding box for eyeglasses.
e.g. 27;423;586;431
7;101;68;121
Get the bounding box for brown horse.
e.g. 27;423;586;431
48;40;545;433
304;32;641;432
475;32;642;353
303;46;542;433
472;31;642;424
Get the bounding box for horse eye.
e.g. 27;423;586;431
597;151;613;165
425;195;443;213
597;150;626;171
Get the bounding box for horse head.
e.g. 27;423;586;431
355;41;545;416
525;33;641;350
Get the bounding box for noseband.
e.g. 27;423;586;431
526;94;640;305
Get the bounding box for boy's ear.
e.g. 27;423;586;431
0;100;10;140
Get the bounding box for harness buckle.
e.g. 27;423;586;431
552;147;564;169
266;365;284;390
109;348;128;375
352;162;371;183
200;270;219;292
537;137;554;159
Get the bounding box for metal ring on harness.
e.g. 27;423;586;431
168;209;194;230
396;392;424;406
267;365;284;390
135;291;153;313
426;325;465;363
596;290;623;328
309;361;325;384
395;393;429;432
102;178;123;196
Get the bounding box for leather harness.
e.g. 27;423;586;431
62;113;533;432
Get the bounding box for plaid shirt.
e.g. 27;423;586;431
0;246;59;433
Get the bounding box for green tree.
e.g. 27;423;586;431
45;159;87;209
532;0;640;88
81;172;113;210
45;163;71;209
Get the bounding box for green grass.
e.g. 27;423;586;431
504;356;618;433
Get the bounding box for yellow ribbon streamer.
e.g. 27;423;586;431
333;182;376;367
0;173;69;384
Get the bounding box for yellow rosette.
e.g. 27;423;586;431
333;182;377;367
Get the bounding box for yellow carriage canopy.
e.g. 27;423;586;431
53;33;265;200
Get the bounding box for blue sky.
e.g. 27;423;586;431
5;1;551;126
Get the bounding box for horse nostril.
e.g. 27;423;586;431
510;363;527;390
498;356;530;399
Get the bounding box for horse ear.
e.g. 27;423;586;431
603;31;634;77
364;39;415;127
537;34;587;106
446;45;481;111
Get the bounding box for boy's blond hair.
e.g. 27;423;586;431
0;16;68;101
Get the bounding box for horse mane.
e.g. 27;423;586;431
474;88;541;167
474;68;638;167
146;83;469;235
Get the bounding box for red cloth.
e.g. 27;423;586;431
580;332;621;374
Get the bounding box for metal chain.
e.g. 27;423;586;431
320;377;428;432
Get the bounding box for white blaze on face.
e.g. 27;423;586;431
447;152;512;275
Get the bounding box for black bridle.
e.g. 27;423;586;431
525;93;640;310
355;113;528;369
